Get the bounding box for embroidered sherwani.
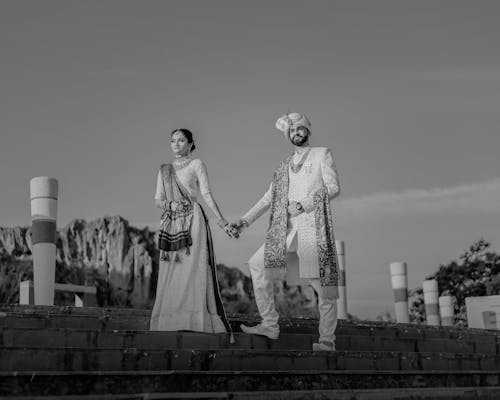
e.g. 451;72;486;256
242;146;340;343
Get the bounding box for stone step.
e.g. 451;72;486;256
0;312;150;331
1;370;500;396
0;304;152;317
1;307;498;344
0;327;496;354
3;387;500;399
2;347;500;372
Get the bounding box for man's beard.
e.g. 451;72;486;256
291;134;309;147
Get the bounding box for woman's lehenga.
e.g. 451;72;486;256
150;159;231;334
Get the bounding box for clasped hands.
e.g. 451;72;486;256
221;219;248;239
222;201;302;240
218;218;241;239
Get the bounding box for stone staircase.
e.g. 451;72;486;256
1;305;500;399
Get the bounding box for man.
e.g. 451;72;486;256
234;112;341;351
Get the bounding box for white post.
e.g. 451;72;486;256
439;295;455;326
423;279;440;326
30;177;58;305
390;262;409;323
74;294;83;307
19;280;34;305
336;240;347;319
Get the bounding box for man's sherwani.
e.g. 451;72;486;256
242;146;340;341
243;146;340;280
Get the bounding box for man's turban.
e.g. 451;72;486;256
275;113;311;136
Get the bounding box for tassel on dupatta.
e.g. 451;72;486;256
160;250;191;264
160;250;170;262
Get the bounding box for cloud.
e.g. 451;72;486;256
336;178;500;221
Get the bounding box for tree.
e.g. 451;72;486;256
409;239;500;326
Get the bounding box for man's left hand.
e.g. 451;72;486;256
288;201;303;218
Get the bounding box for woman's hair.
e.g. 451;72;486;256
171;128;196;152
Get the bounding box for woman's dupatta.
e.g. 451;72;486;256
158;164;193;261
199;206;235;343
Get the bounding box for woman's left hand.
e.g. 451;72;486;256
171;200;190;212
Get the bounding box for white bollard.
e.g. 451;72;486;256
423;279;440;326
390;262;409;323
74;294;83;308
439;295;455;326
335;240;347;319
30;177;58;306
19;280;34;305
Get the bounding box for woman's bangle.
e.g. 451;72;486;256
239;219;249;228
217;218;228;229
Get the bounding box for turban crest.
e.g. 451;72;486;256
275;113;311;136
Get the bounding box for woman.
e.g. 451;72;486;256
150;128;236;336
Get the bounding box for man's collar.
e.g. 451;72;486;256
294;145;311;156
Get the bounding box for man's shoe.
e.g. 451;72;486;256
240;323;279;340
312;341;336;351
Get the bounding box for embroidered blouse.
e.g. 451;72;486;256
154;159;224;221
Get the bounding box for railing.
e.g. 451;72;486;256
19;280;97;307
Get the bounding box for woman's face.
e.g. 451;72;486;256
171;131;191;156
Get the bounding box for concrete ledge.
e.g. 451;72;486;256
2;347;500;372
0;313;150;331
1;328;497;354
3;386;500;399
1;370;500;396
1;306;499;344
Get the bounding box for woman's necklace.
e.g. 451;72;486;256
173;156;192;170
289;148;311;173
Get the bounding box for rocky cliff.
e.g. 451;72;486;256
0;216;155;307
0;216;318;317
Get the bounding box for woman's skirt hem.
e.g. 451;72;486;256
150;310;227;333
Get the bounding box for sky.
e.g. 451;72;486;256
1;0;500;319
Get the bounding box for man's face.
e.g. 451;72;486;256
289;125;310;146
